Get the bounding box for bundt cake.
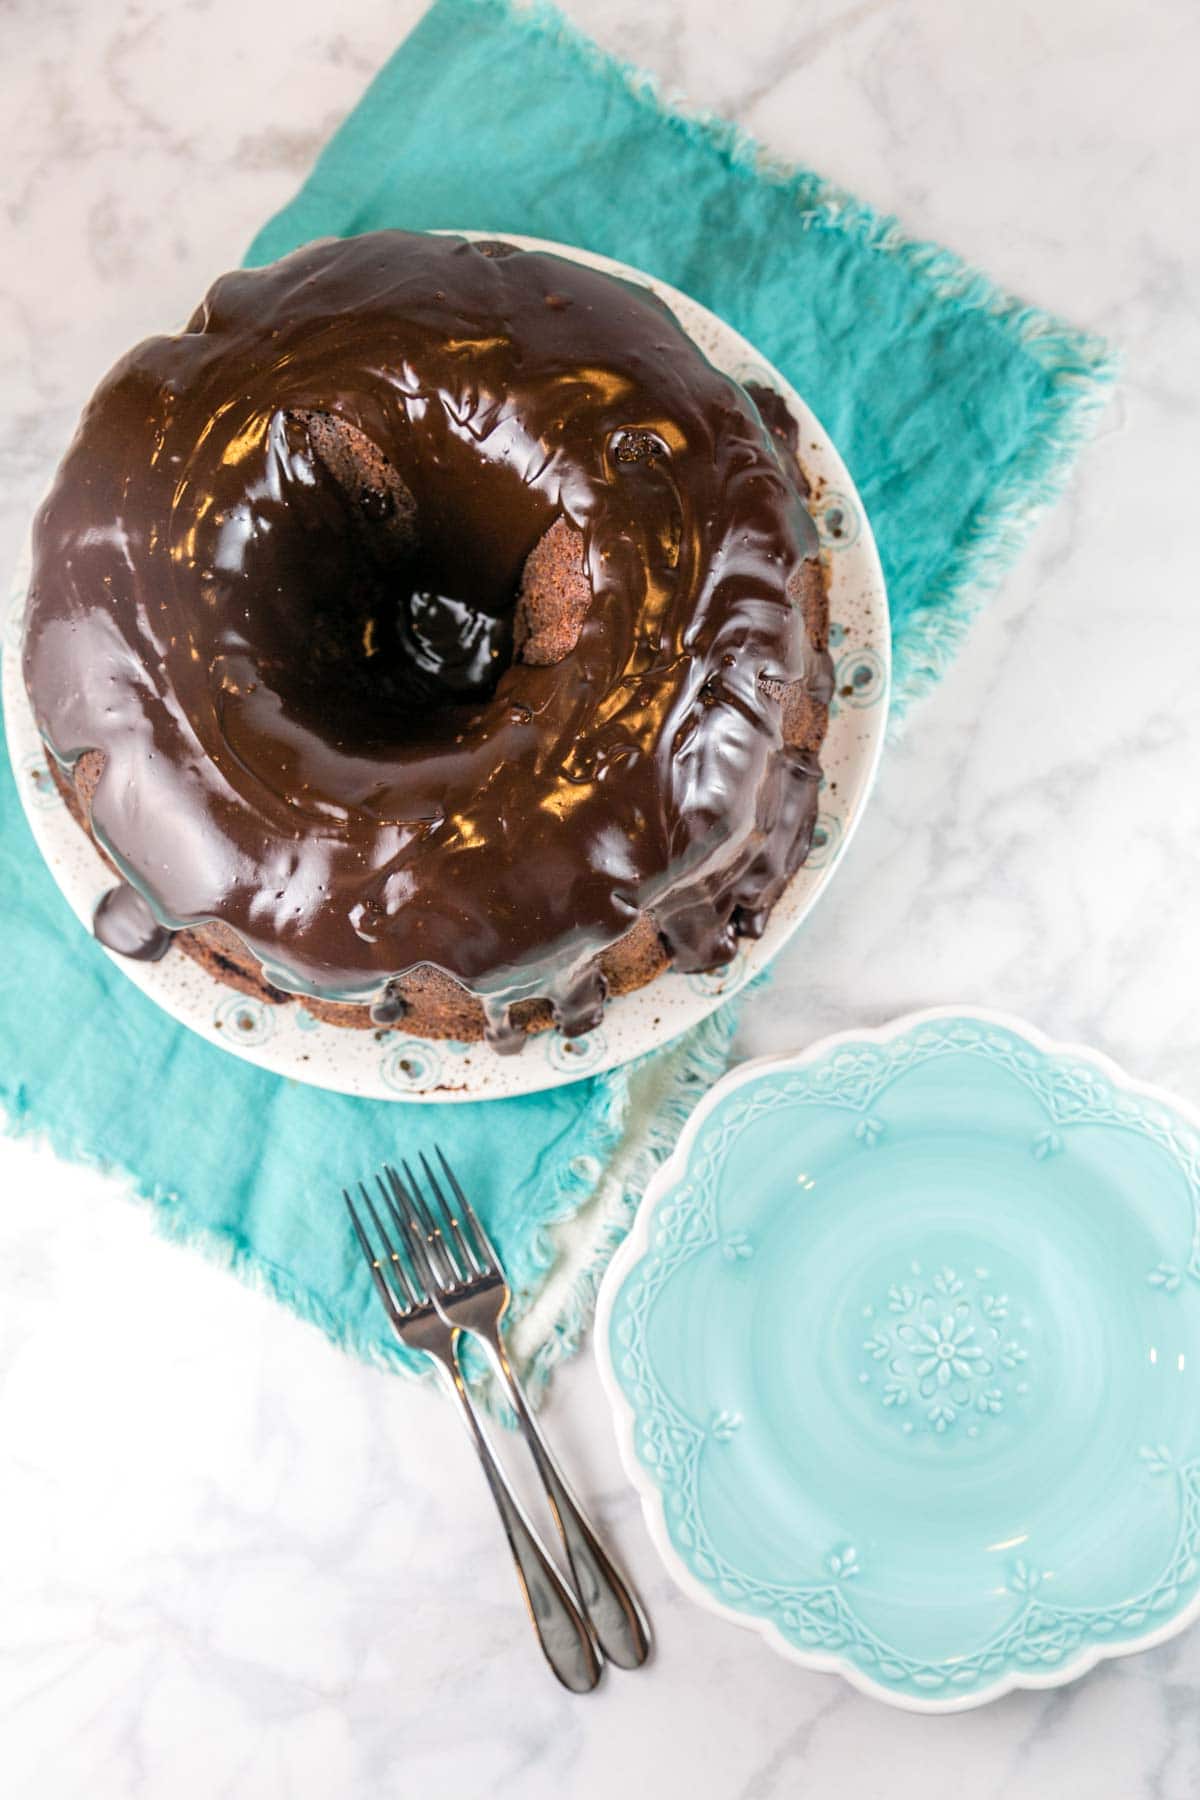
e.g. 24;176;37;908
23;230;832;1052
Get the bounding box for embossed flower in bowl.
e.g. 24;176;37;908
596;1007;1200;1710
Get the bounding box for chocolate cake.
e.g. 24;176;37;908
23;231;832;1052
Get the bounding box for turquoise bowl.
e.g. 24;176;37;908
596;1009;1200;1710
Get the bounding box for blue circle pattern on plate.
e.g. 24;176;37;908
805;811;842;871
686;946;749;998
730;357;780;394
605;1015;1200;1708
213;994;275;1047
20;752;60;811
380;1039;444;1094
813;489;861;550
545;1027;609;1075
834;645;886;710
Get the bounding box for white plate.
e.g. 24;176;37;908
2;233;889;1102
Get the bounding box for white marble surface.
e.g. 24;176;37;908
3;0;1200;1792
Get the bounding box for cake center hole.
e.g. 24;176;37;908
279;409;519;737
398;587;513;702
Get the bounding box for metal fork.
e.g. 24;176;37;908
343;1181;602;1694
383;1151;652;1671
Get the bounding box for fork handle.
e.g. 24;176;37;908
479;1330;651;1671
431;1352;602;1694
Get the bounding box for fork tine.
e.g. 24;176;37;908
343;1187;403;1324
420;1150;481;1278
436;1144;501;1275
377;1171;432;1300
401;1157;458;1287
362;1182;423;1308
371;1175;422;1310
383;1164;444;1295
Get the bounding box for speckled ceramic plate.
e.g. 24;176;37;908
596;1008;1200;1710
2;232;889;1102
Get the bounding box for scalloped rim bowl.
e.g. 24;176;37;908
596;1006;1200;1711
2;231;889;1103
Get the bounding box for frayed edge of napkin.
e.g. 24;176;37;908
1;997;741;1407
457;0;1121;727
513;998;742;1404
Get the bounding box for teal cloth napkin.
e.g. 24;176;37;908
0;0;1115;1385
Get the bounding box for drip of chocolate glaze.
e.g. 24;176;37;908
93;883;172;962
369;981;410;1026
745;381;803;463
481;995;528;1057
24;231;828;1046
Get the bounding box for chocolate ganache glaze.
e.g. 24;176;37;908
23;231;831;1050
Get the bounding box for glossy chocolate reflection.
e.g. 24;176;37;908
93;883;172;962
24;232;829;1048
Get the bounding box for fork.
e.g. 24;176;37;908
343;1181;602;1694
383;1151;652;1671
